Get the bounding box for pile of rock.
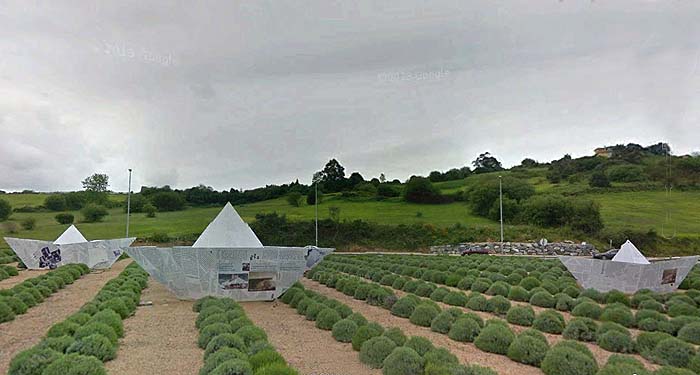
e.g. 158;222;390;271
430;240;597;256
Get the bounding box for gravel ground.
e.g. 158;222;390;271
301;278;545;375
105;280;202;375
0;260;131;374
0;266;48;289
242;300;381;375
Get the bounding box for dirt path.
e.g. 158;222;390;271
0;268;48;289
105;280;201;375
0;260;131;374
301;278;544;375
243;300;381;375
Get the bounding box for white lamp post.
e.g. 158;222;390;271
499;175;504;250
126;168;132;238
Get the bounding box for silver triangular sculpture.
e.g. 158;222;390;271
126;202;334;301
193;203;263;248
560;239;697;293
54;225;88;245
4;225;135;270
612;240;650;264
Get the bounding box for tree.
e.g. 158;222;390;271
589;171;611;188
465;176;535;217
81;204;109;222
521;158;538;168
55;213;75;224
0;199;12;221
379;173;386;183
286;192;303;207
319;159;347;192
403;177;443;204
428;171;445;182
143;203;157;218
44;195;67;211
82;173;109;192
150;192;186;211
472;152;503;174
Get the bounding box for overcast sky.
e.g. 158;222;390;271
1;1;699;192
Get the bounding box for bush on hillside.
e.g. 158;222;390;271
541;345;598;375
597;331;635;353
315;308;341;330
533;310;565;334
209;359;252;375
563;318;598;342
485;295;511;315
409;304;440;327
42;353;106;375
506;305;535;326
431;310;456;334
677;322;700;345
403;177;446;204
507;334;550;367
508;286;531;302
249;349;285;370
391;296;419;318
7;347;62;375
652;338;695;368
572;302;603;319
199;347;248;375
600;307;635;328
359;336;397;368
66;333;117;361
382;327;407;346
73;322;119;344
442;291;468;307
81;204;109;223
474;323;515;354
351;323;384;351
382;347;424;375
448;317;481;343
204;334;247;358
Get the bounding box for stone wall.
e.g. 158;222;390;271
430;241;597;256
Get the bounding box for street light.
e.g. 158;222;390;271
126;169;132;238
499;175;504;249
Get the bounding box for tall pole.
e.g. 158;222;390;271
315;181;318;247
126;169;132;238
499;175;504;249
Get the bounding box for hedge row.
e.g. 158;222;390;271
0;248;18;264
317;256;700;374
7;262;148;375
328;253;700;314
0;264;18;282
0;263;90;324
193;296;297;375
323;256;700;336
283;281;497;375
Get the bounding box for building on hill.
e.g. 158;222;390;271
594;147;614;158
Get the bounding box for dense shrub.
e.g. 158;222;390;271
474;323;515;354
471;279;492;293
42;353;106;375
597;331;635;353
351;323;384;351
199;347;248;375
315;308;341;330
304;302;325;321
331;319;357;343
600;307;635;328
541;344;598;375
652;338;695;368
81;204;109;223
359;336;397;368
466;294;488;311
442;292;468;307
54;213;75;225
236;325;268;348
0;301;15;323
209;359;252;375
382;347;424;375
677;322;700;345
506;305;535;326
199;323;234;349
572;302;603;319
409;304;440;327
508;286;531;302
563;318;598;342
605;290;630;306
391;296;419;318
637;332;674;358
507;334;550;367
533;310;565;334
204;334;247;358
520;277;541;290
66;334;117;361
405;335;435;356
249;349;285;370
530;292;556;308
382;327;407;346
7;347;62;375
430;288;450;302
448;317;481;343
486;282;510;297
485;295;511;315
73;322;118;345
431;310;456;334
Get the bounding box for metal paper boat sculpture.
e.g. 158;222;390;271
559;240;698;293
126;202;334;301
4;225;135;270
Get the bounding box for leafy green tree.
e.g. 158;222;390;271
150;192;185;211
466;176;534;217
286;192;303;207
318;159;346;192
521;158;538;168
472;152;503;174
0;199;11;221
55;213;74;224
403;177;443;204
44;195;67;211
82;173;109;192
81;204;109;223
589;171;611;187
143;203;157;218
